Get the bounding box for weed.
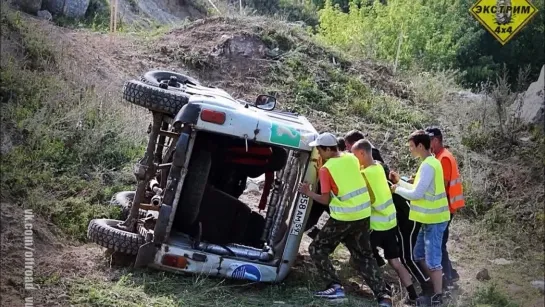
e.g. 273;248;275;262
64;266;376;307
402;67;462;106
54;0;111;32
1;9;56;69
1;6;147;241
470;284;519;307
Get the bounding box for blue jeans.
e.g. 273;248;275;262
414;221;448;271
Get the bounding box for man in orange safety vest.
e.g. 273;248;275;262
425;127;464;291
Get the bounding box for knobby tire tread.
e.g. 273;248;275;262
122;80;189;116
87;219;145;255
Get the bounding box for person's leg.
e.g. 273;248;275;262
370;231;387;268
389;258;418;300
308;217;350;299
304;181;327;238
381;228;418;302
304;203;327;234
343;218;392;305
396;220;431;287
441;213;453;287
414;225;441;296
416;222;448;305
447;213;460;282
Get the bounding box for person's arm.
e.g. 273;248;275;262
441;157;451;190
306;168;332;205
394;164;434;200
397;179;413;189
361;171;375;205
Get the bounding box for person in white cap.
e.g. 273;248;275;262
298;132;393;306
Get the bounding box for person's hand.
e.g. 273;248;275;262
298;182;311;195
390;184;397;193
389;171;400;184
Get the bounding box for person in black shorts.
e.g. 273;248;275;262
352;139;419;304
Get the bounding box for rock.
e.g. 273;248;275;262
476;268;490;281
62;0;90;18
244;181;260;195
448;90;487;104
37;10;53;21
512;65;545;125
211;33;268;59
16;0;43;14
43;0;64;15
489;258;512;265
531;280;545;293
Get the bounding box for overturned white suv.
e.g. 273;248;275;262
87;70;322;282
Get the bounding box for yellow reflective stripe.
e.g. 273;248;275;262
371;212;397;223
330;201;371;213
374;198;394;211
448;178;462;186
423;192;447;202
410;205;449;214
450;194;464;203
337;186;368;201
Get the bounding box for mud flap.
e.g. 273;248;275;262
135;242;157;268
153;204;172;244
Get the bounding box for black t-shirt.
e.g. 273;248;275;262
371;148;385;164
372;148;411;222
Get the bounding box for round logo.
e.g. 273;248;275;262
231;264;261;282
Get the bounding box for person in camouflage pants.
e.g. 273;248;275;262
309;217;390;300
299;132;392;306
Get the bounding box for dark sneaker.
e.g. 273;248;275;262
376;256;386;267
314;283;346;300
443;277;453;291
307;227;321;240
416;294;443;307
451;269;460;283
419;282;434;297
377;295;393;307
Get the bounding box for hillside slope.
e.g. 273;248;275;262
1;5;543;307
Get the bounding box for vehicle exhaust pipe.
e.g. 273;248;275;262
196;242;274;261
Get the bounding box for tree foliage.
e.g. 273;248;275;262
315;0;544;87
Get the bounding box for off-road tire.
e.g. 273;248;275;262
110;191;147;220
175;149;212;226
122;80;189;115
141;70;201;87
87;219;145;255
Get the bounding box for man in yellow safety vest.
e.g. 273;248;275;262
389;130;451;306
298;132;393;306
351;139;419;304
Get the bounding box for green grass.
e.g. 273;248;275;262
58;265;379;307
1;6;146;241
54;0;111;32
469;284;520;307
